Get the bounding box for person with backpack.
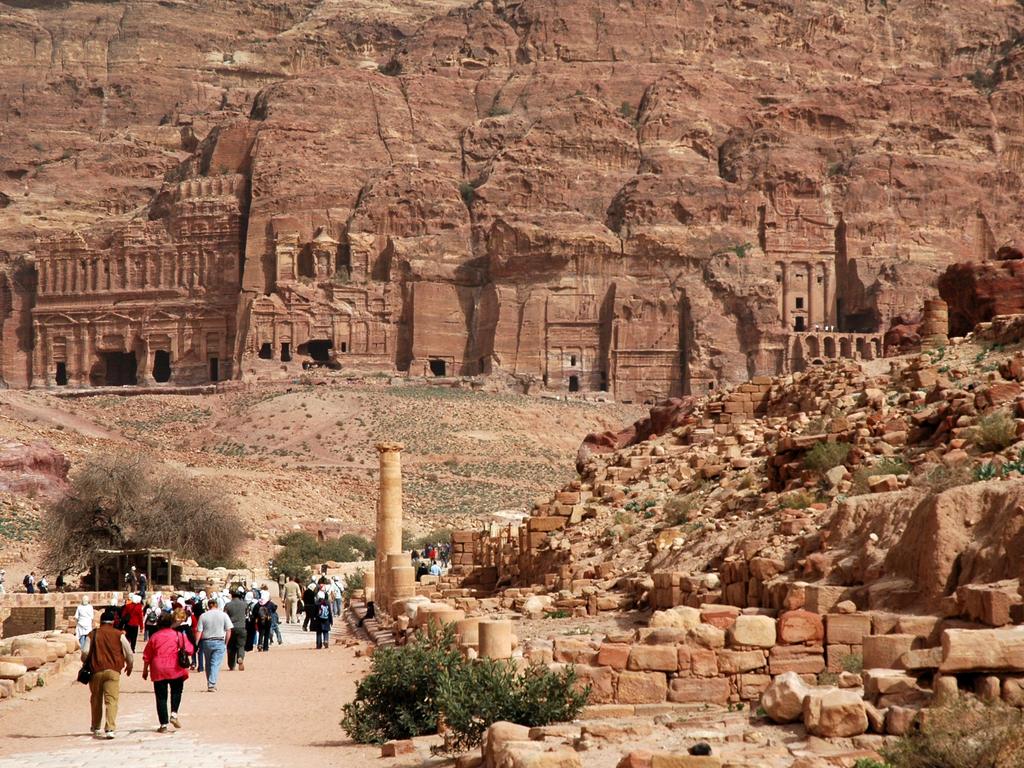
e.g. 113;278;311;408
37;575;48;593
142;612;194;733
23;571;35;593
144;597;161;641
120;593;145;652
254;595;274;652
313;590;332;650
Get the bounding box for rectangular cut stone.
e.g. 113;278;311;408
769;645;825;675
628;644;679;672
650;756;722;768
940;628;1024;672
826;614;872;645
738;673;772;700
668;677;730;706
716;649;765;674
597;643;631;670
863;634;917;670
617;671;668;704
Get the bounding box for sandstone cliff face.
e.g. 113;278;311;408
3;0;1024;397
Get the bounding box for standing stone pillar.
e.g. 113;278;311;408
921;299;949;349
478;619;513;660
374;441;404;613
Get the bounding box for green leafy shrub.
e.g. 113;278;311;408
459;181;475;205
271;531;373;580
436;658;588;753
345;567;366;594
341;625;588;750
881;701;1024;768
971;410;1018;452
803;441;851;473
341;625;463;744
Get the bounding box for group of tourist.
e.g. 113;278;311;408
77;579;309;739
411;545;450;582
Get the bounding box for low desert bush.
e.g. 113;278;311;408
881;700;1024;768
341;625;463;744
665;492;700;525
341;625;588;749
779;489;817;510
971;410;1018;452
803;440;851;473
851;457;909;495
436;658;588;753
912;462;974;493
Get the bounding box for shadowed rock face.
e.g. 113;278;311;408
2;0;1023;394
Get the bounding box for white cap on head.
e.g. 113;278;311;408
131;594;142;604
199;590;207;599
81;595;90;605
316;591;326;600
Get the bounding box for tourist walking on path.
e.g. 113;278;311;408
138;571;148;599
283;576;301;624
120;593;145;652
22;571;35;593
74;596;95;652
254;594;274;652
194;596;232;692
269;601;283;646
80;608;134;739
223;588;248;671
301;581;316;631
313;590;332;650
142;612;194;732
328;577;343;616
0;568;5;594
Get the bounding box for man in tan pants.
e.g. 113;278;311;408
81;607;134;739
283;576;301;624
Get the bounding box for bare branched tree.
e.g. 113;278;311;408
40;452;245;574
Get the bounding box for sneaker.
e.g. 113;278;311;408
207;685;217;692
104;731;115;740
169;713;181;729
157;725;168;733
92;730;103;739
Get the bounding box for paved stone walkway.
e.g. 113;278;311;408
0;619;388;767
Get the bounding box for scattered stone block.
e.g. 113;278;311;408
761;671;813;723
728;615;776;648
668;677;729;706
617;671;668;704
778;610;824;644
803;689;869;738
863;634;916;670
381;740;415;757
940;628;1024;672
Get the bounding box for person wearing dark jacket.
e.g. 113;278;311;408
313;590;332;649
301;582;316;632
81;608;134;739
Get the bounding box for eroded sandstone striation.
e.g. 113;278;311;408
3;0;1024;398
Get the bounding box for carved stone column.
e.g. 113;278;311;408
374;441;404;612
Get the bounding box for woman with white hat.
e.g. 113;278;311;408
74;595;95;652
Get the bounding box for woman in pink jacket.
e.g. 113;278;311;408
142;611;194;732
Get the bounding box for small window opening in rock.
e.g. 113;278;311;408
429;358;446;377
100;352;137;386
298;339;332;362
708;382;715;390
570;355;577;366
817;276;823;284
55;362;68;386
209;357;219;382
258;342;273;359
152;350;171;383
795;297;804;309
568;375;580;392
281;343;291;362
340;342;347;353
775;275;782;283
794;316;806;332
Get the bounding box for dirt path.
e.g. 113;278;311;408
0;621;422;767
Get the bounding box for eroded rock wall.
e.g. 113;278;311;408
3;0;1024;395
